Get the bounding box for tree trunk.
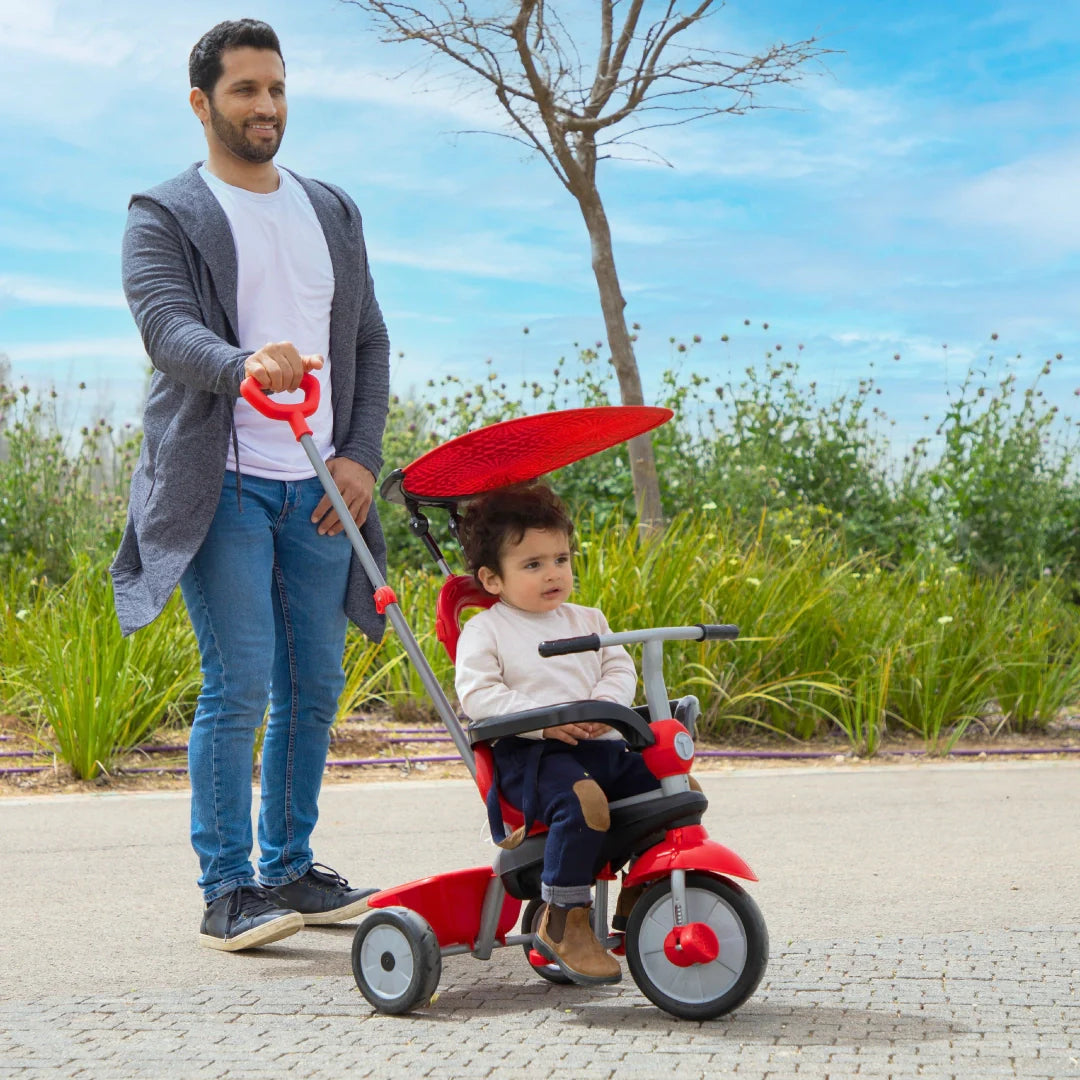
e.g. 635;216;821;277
576;186;665;529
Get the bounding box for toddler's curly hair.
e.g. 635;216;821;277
458;483;574;581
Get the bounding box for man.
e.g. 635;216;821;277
113;19;389;951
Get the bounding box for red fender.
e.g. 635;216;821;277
622;825;758;887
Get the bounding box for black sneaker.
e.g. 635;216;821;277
266;863;378;925
198;884;304;952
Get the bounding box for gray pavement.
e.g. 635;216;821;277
2;760;1078;1078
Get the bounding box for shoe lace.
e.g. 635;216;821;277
308;863;350;888
227;885;282;919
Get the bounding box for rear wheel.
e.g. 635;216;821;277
625;873;768;1020
351;907;442;1014
520;897;573;985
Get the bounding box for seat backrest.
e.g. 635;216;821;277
436;574;536;835
436;573;499;663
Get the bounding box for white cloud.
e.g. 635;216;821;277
941;146;1080;253
0;275;126;308
371;233;583;285
288;60;509;130
5;335;145;362
0;0;135;67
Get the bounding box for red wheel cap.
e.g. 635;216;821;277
662;922;720;967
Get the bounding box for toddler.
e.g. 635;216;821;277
455;483;660;985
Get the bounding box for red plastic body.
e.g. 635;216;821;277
436;575;497;663
400;406;672;499
663;923;720;967
642;718;695;778
366;867;522;948
622;825;758;887
373;585;397;615
239;373;320;440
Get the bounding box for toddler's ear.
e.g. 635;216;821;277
477;565;502;596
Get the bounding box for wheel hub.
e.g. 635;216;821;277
662;921;720;967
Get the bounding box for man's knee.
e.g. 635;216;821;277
572;779;609;832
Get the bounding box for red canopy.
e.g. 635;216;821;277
398;405;672;500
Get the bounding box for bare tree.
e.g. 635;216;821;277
345;0;830;525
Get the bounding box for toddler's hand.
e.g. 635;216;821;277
582;722;613;738
543;723;592;745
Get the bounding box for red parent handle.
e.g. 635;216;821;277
239;373;321;441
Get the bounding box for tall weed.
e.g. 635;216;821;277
10;558;199;778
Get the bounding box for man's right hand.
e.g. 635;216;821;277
245;341;323;393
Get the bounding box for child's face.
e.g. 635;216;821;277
477;528;574;613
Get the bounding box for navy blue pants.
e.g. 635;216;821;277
491;737;660;907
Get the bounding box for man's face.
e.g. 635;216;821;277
196;46;287;164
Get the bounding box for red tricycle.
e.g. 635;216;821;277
241;376;769;1021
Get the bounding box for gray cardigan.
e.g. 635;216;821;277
111;163;390;640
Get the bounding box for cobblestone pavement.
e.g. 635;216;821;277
2;924;1077;1080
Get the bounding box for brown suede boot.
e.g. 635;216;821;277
612;883;646;932
535;904;622;985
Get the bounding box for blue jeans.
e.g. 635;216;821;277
180;471;352;902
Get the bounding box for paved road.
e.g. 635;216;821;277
2;760;1078;1078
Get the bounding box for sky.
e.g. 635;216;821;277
1;0;1078;451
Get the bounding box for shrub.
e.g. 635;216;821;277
8;557;199;779
0;378;139;582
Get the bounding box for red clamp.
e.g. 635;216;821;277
373;586;398;615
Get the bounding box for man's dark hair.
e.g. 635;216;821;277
459;483;575;582
189;19;284;94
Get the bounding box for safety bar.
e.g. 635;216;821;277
539;624;739;725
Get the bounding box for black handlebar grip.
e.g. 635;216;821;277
697;623;739;640
538;634;602;657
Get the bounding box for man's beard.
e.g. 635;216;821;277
208;100;283;164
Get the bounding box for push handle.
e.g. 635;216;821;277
538;634;601;657
239;373;321;441
697;623;739;640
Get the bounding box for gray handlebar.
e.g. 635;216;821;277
537;634;600;657
538;623;739;658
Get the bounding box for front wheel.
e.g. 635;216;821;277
625;873;768;1020
351;907;442;1014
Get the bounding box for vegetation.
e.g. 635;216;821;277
1;332;1077;779
349;0;830;525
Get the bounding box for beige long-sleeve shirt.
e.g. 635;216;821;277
454;600;637;740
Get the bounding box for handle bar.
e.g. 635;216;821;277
538;623;738;658
239;373;321;440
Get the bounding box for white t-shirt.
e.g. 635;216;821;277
200;165;336;479
454;600;637;740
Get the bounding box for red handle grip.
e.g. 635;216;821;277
239;373;320;440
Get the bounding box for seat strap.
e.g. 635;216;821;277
485;738;548;846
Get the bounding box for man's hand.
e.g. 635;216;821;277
542;723;594;745
245;341;323;393
311;458;377;536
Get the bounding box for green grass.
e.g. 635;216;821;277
6;558;199;779
2;511;1077;777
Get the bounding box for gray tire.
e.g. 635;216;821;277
351;907;442;1014
625;873;768;1020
